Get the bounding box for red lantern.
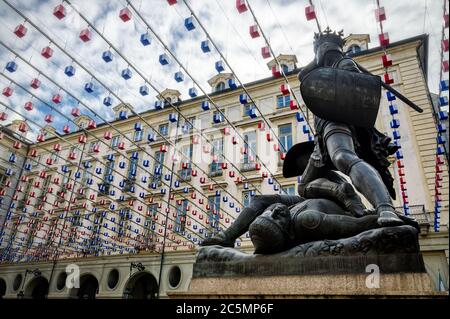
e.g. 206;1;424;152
30;78;41;89
71;108;81;117
160;145;168;152
54;143;62;151
381;54;392;68
192;135;200;144
258;121;265;131
118;142;125;150
200;177;206;184
52;94;62;104
13;141;22;149
236;0;247;13
266;132;273;142
46;158;53;165
384;72;394;85
280;152;286;160
235;176;243;183
232;136;238;145
18;122;27;133
78;134;88;146
289;100;298;110
167;0;177;5
41;46;53;59
305;5;316;20
53;4;66;19
119;7;132;22
92;144;100;153
378;32;390;47
37;134;45;142
280;84;289;95
273;144;280;151
63;125;70;134
14;24;27;38
29;149;38;157
229;171;235;178
221;162;228;170
249;24;260;38
191;169;197;176
45;114;54;123
0;112;7;121
222;127;231;135
261;46;270;59
271;65;281;77
88;120;96;129
2;87;13;97
24;101;33;111
79;28;92;42
375;7;386;22
104;131;112;140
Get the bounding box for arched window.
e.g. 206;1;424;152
215;82;226;92
349;44;361;54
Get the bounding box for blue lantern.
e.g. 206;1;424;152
188;87;198;98
215;60;224;72
84;82;94;93
228;78;237;89
174;71;184;82
248;108;257;119
143;160;150;167
103;96;113;106
64;65;76;77
140;32;151;46
390;119;400;128
102;50;113;62
134;122;142;131
147;133;156;142
389;104;398;115
184;16;195;31
440;80;449;91
169;113;178;122
239;94;248;104
121;68;132;80
6;61;18;72
139;85;149;96
213;113;223;123
386;91;396;101
119;110;128;120
201;101;210;110
201;40;210;53
296;112;304;122
159;53;169;65
154;100;163;109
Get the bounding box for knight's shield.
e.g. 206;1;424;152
300;67;381;128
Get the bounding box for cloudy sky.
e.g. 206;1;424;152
0;0;448;135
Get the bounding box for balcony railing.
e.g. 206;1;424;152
240;162;257;172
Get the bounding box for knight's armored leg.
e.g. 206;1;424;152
295;209;380;243
201;195;302;247
324;128;403;226
299;159;366;217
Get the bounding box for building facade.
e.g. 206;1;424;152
0;34;448;299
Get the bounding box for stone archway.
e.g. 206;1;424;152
69;274;99;299
0;278;6;299
24;276;49;299
123;271;158;299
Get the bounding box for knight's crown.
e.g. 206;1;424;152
313;27;345;51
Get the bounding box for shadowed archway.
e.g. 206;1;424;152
24;276;49;299
69;274;99;299
0;278;6;299
123;271;158;299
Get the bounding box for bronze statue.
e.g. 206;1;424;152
201;29;422;254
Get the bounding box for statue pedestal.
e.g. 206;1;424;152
169;272;444;298
168;253;445;299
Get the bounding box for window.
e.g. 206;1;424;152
134;129;144;142
281;184;296;195
179;144;193;180
281;64;289;74
243;131;257;164
243;103;255;117
80;121;87;129
111;136;120;149
82;162;92;186
88;142;96;153
128;153;138;180
62;170;72;185
210;138;223;176
184;117;195;133
152;151;165;183
207;195;221;228
349;44;361;54
277;95;290;108
51;153;59;164
175;200;188;232
159;123;169;136
279;123;293;151
0;172;7;185
103;160;115;186
215;81;225;92
242;191;252;207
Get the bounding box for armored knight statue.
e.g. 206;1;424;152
201;28;423;251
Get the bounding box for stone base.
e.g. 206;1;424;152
169;272;446;299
